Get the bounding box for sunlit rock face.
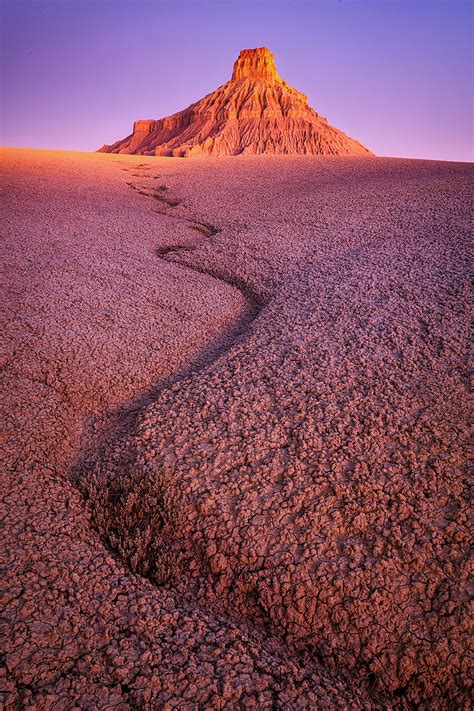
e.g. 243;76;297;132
231;47;284;83
98;47;373;157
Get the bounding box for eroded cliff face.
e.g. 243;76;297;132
231;46;284;83
99;47;372;157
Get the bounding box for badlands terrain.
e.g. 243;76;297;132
99;47;372;157
1;147;471;709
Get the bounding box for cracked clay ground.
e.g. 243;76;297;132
1;148;471;709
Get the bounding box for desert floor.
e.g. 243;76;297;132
1;148;471;709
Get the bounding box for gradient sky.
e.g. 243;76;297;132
1;0;472;161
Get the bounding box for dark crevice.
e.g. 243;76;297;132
188;221;221;237
73;175;266;595
155;244;196;257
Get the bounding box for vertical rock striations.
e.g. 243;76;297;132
98;47;372;157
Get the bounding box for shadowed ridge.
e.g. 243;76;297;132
98;47;373;157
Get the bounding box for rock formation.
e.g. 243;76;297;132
98;47;372;157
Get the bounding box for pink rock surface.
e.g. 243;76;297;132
1;148;471;709
98;47;372;158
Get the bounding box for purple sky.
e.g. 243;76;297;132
1;0;472;161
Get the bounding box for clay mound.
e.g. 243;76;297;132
99;47;372;157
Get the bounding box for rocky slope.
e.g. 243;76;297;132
98;47;372;157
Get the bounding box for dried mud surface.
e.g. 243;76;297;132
1;148;471;709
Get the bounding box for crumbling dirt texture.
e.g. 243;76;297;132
1;148;471;709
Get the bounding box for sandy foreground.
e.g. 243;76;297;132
1;148;471;709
